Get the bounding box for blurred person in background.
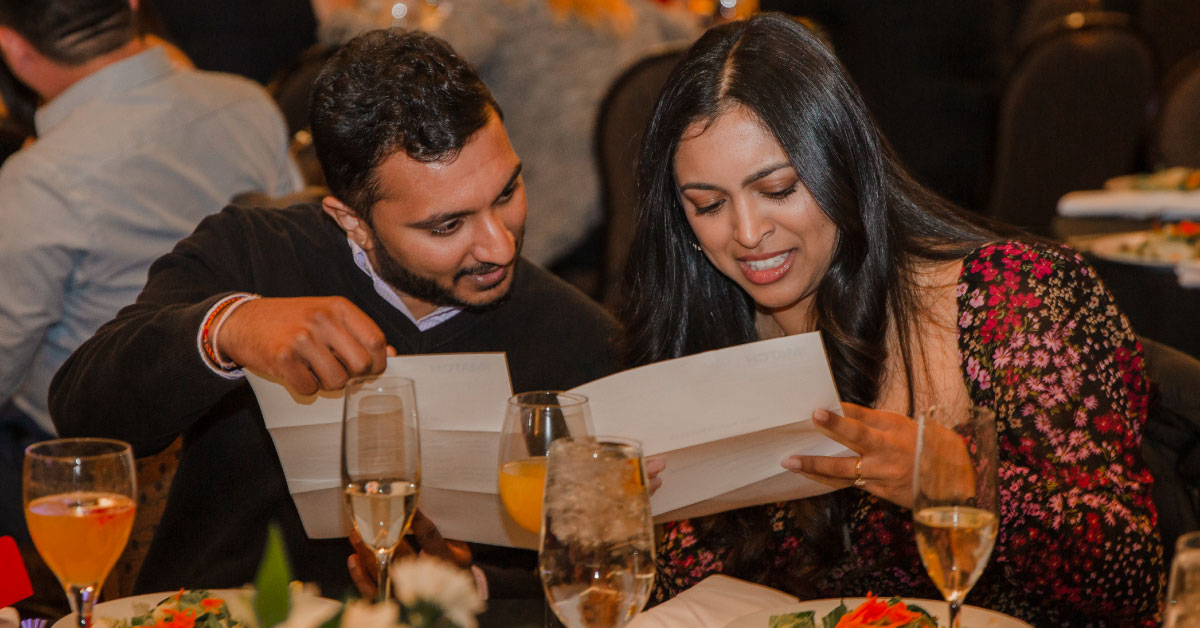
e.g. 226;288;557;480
314;0;701;283
0;0;301;559
137;0;319;84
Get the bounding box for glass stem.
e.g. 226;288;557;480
375;549;393;602
948;599;963;628
68;583;99;628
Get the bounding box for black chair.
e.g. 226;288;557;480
595;44;686;310
1010;0;1101;53
986;11;1155;235
1140;337;1200;565
1136;0;1200;80
1149;51;1200;169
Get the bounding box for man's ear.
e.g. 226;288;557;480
0;27;35;73
322;195;373;250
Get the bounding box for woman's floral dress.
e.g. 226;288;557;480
652;241;1164;627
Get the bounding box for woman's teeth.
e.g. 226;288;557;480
746;252;789;271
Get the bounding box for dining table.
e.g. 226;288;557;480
626;574;1034;628
1054;185;1200;361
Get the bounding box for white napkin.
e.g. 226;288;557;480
1177;259;1200;288
1057;189;1200;219
627;575;799;628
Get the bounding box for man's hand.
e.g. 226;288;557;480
217;296;389;394
347;511;474;600
645;457;665;495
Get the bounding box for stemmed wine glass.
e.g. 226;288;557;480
497;391;593;536
913;405;999;628
24;438;137;628
539;436;655;628
341;375;421;602
1165;531;1200;628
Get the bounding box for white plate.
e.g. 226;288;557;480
51;589;340;628
723;598;1032;628
1080;230;1191;268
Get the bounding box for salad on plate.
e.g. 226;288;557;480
769;594;937;628
109;589;254;628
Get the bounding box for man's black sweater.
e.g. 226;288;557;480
50;203;620;599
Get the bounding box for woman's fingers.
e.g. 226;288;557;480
781;453;856;484
812;407;874;451
786;404;920;510
841;402;912;431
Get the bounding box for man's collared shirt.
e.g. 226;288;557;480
347;238;462;331
0;45;302;433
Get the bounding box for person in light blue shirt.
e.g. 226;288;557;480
0;0;302;546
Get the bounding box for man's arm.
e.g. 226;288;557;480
49;207;389;455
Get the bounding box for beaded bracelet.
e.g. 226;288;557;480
200;293;259;371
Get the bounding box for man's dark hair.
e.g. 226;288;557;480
310;29;501;223
0;0;135;66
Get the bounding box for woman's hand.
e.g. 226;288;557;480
347;510;474;599
781;402;918;510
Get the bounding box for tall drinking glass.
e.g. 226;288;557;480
24;438;137;628
497;391;592;535
341;375;421;602
913;406;999;628
539;437;655;628
1166;531;1200;628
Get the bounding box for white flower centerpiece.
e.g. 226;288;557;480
256;527;485;628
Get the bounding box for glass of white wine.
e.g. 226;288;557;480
341;375;421;602
913;405;999;628
1166;531;1200;628
540;436;655;628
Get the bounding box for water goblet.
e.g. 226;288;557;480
913;405;999;628
341;375;421;602
24;438;137;628
539;436;655;628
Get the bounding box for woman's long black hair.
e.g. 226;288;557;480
619;13;1010;594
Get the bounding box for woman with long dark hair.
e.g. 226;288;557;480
621;13;1162;626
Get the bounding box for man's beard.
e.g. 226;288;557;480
368;227;522;313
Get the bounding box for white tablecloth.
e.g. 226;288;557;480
1057;189;1200;219
628;575;798;628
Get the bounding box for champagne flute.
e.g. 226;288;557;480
539;436;655;628
497;391;593;536
913;406;999;628
341;375;421;602
24;438;137;628
1166;531;1200;628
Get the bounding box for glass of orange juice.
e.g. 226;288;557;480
498;392;592;536
24;438;136;628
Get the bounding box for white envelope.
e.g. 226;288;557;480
249;332;848;549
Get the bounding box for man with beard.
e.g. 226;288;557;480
47;29;618;615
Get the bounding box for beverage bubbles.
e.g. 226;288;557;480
340;375;421;602
912;406;998;628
